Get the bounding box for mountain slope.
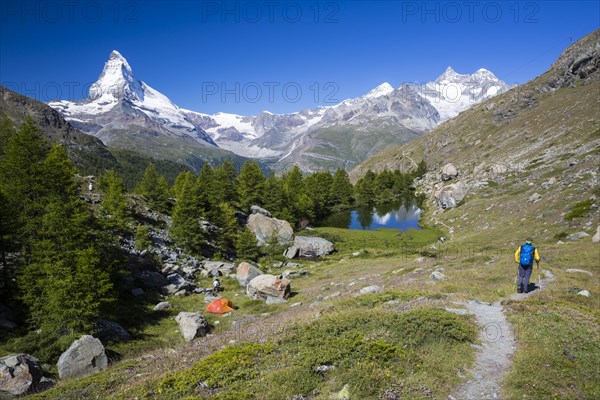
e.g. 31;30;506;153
351;29;600;244
0;85;118;175
185;68;508;172
49;51;249;171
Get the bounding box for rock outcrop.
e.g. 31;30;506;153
246;274;291;301
441;163;458;180
57;335;108;379
0;354;43;395
286;236;335;258
246;212;294;244
175;312;210;342
236;262;265;287
94;319;131;343
434;181;468;209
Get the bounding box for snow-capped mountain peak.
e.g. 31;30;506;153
435;66;467;84
364;82;394;99
88;50;143;102
48;50;217;148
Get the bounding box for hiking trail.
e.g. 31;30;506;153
447;269;556;399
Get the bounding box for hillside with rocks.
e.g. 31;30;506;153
1;31;598;400
0;86;118;175
351;29;600;245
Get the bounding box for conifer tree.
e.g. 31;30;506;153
137;163;170;212
235;228;261;261
170;176;205;255
236;161;265;212
262;173;287;219
355;170;377;205
305;171;333;219
214;160;238;205
98;169;129;231
330;169;354;210
171;171;195;201
215;202;239;255
0;114;16;155
196;163;216;217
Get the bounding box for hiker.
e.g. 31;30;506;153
514;237;541;293
212;278;221;293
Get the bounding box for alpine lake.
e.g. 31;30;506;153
318;198;422;231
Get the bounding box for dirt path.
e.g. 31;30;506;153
448;269;556;399
449;301;515;400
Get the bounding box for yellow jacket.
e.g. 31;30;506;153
515;245;540;265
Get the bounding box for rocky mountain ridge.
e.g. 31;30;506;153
48;50;508;172
351;29;600;245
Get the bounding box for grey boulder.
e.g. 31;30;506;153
57;335;108;379
175;312;209;342
292;236;334;258
246;213;294;244
133;270;169;288
0;354;43;395
94;319;131;343
441;163;458;180
246;274;291;301
236;262;264;287
434;181;468;209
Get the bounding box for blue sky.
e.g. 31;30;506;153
1;1;598;115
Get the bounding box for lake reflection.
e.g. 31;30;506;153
319;200;421;231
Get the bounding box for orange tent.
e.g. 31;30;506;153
205;298;234;315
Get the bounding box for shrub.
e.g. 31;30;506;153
564;200;593;220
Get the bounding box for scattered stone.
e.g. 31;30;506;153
236;262;264;287
153;301;172;311
284;246;299;259
491;164;508;175
414;257;426;263
94;319;131;343
204;294;221;303
314;364;336;373
133;270;169;288
246;274;291;301
434;181;468;209
0;354;43;395
290;302;302;307
548;177;557;185
528;193;542;203
359;285;383;295
567;231;589;241
293;236;335;258
430;271;448;281
175;312;209;342
282;269;308;279
159;284;179;295
473;162;486;175
593;226;600;243
352;251;360;256
577;290;591;297
266;296;287;305
332;383;351;400
57;335;108;379
441;163;458;181
250;205;272;217
131;288;144;296
566;269;593;277
166;273;196;292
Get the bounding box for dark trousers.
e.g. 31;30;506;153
518;264;533;292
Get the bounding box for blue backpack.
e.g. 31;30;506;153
519;243;535;267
